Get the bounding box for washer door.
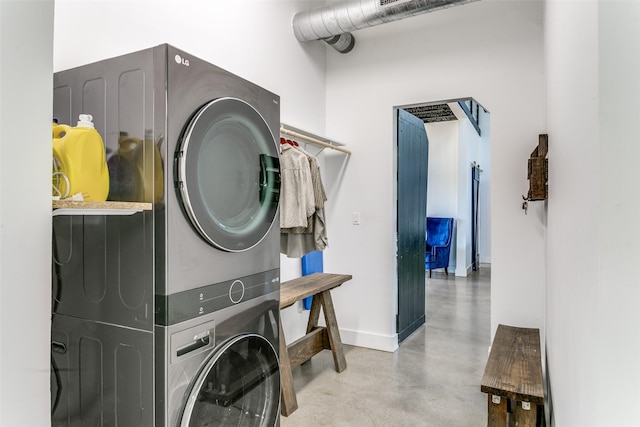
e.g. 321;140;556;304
177;97;280;252
179;334;280;427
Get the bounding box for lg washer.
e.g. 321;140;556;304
155;283;280;426
52;44;281;426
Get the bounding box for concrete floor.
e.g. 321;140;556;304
280;266;491;427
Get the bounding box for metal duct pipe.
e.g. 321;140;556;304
322;33;357;54
293;0;477;53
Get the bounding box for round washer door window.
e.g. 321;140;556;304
177;97;280;252
179;334;280;427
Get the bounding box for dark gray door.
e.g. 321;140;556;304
396;108;428;343
471;165;480;271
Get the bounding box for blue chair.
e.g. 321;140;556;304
425;217;454;277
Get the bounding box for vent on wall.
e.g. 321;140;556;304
404;104;458;123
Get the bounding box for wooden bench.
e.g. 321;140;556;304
481;324;544;427
278;273;353;417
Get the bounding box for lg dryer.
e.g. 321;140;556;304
53;44;281;296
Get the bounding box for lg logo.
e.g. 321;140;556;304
174;54;190;67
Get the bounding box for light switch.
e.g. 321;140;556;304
352;211;360;225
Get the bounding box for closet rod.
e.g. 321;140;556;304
280;126;351;155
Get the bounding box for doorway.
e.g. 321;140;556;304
395;98;490;344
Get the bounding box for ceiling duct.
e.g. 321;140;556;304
292;0;478;53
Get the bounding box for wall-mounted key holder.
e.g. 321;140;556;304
522;134;548;214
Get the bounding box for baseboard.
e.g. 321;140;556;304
339;328;398;353
455;262;491;276
455;264;472;277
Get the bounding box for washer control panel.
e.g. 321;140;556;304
155;268;279;326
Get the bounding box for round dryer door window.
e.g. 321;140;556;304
179;334;280;427
177;97;280;252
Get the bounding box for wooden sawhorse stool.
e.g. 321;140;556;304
278;273;353;417
481;324;544;427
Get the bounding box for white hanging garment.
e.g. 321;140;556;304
279;144;315;228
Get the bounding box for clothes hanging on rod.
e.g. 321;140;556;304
279;139;314;229
279;138;328;258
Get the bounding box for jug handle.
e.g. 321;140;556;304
52;124;71;139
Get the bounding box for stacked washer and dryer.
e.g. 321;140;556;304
51;44;282;426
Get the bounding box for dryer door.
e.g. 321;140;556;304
179;334;280;427
177;97;280;252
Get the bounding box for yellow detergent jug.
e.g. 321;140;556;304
52;115;110;201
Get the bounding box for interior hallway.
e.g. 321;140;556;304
280;266;491;426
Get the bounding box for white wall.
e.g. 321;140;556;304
323;0;545;351
425;121;458;218
597;2;640;423
545;0;640;425
0;1;54;425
